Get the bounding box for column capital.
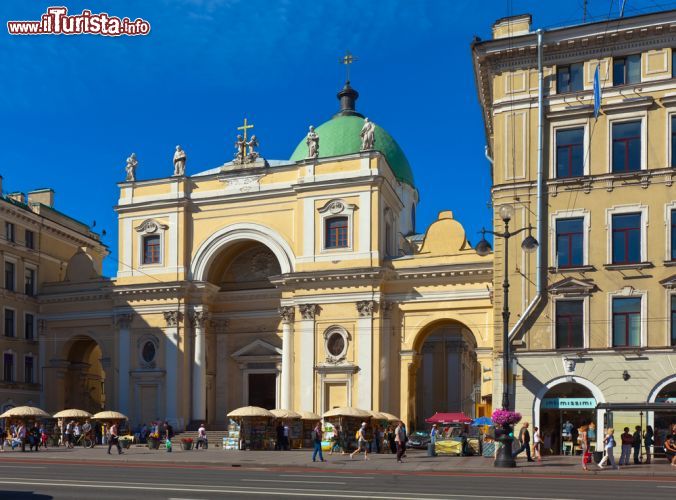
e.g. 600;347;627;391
163;310;183;327
116;313;133;329
298;303;320;320
190;311;210;328
356;300;377;317
278;306;295;323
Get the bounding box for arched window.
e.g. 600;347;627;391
325;216;348;249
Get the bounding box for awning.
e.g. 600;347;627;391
595;402;676;412
425;412;472;424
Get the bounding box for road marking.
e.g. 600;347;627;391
0;465;46;469
282;474;375;480
657;486;676;489
242;479;347;485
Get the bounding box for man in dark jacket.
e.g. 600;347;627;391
632;426;642;464
512;422;534;462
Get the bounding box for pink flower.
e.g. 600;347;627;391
491;409;522;426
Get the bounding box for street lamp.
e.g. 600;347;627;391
476;203;538;468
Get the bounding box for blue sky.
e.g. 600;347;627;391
1;0;671;276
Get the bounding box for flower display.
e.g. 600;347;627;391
491;409;522;426
148;432;160;440
180;437;193;444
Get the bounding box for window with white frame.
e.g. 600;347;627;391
611;120;642;173
555;128;585;178
606;205;647;265
24;229;34;250
555;299;585;349
325;217;348;249
613;54;641;86
671;208;676;262
4;260;15;291
24;267;36;296
671;115;676;168
3;352;14;382
24;313;35;341
5;222;14;243
612;296;642;347
142;235;161;265
135;218;167;267
24;355;34;384
556;218;584;268
671;294;676;347
4;309;15;338
318;199;356;252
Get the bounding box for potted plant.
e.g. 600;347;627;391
147;431;161;450
180;437;194;451
119;435;133;449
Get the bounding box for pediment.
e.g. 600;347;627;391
231;339;282;359
548;277;596;296
660;274;676;289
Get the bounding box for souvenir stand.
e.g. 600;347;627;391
369;411;390;453
298;410;321;448
270;409;302;449
322;407;372;451
53;409;94;445
226;406;275;450
425;412;474;456
0;406;53;450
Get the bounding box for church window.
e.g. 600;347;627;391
324;326;349;362
325;217;348;249
142;341;156;364
142;235;161;264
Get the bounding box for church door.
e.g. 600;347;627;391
248;373;277;409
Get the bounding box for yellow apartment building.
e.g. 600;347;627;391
473;10;676;452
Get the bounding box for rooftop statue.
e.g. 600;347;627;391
306;125;319;159
173;145;186;176
125;153;138;182
360;117;375;151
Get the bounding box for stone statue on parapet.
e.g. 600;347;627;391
306;125;319;159
234;135;247;164
247;135;259;162
125;153;138;181
360;117;375;151
173;145;186;176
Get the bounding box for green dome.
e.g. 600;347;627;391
290;115;414;187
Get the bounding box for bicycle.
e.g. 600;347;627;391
73;433;95;449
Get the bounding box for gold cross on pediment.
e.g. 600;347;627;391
237;118;254;143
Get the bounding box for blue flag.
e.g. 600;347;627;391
593;64;601;119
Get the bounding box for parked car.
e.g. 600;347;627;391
407;431;431;449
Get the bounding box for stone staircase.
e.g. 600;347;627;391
169;427;231;448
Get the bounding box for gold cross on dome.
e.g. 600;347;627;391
339;50;358;82
237;118;254;143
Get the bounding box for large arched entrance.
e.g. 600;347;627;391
64;336;106;413
413;321;480;430
203;238;285;423
648;376;676;451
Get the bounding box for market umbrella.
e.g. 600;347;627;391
298;410;321;421
471;416;493;427
369;411;388;421
379;412;401;422
270;409;301;419
323;406;371;419
92;410;128;420
227;406;274;418
53;409;93;419
0;406;51;419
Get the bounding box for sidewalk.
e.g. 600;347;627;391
1;446;675;477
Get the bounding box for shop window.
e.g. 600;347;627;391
556;128;584;178
611;213;641;264
613;54;641;86
325;216;348;249
4;261;14;291
142;235;161;265
672;295;676;346
3;353;13;382
24;268;35;296
25;313;34;341
4;310;14;338
557;63;584;93
612;121;641;172
612;297;641;347
25;230;34;249
556;218;584;268
555;300;584;349
24;356;33;384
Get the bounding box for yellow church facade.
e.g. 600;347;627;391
39;82;494;430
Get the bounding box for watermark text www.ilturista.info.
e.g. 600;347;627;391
7;6;151;36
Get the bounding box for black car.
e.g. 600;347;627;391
407;431;431;449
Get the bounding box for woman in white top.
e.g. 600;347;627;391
597;428;618;470
532;426;542;461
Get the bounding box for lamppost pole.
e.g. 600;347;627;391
475;203;538;469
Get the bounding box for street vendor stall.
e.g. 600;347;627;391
425;412;478;456
323;407;371;451
0;406;53;450
53;409;94;447
298;410;321;448
270;409;302;449
226;406;275;450
92;411;130;447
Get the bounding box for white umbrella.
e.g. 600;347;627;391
92;411;127;420
227;406;274;418
53;409;93;419
322;406;372;418
270;409;301;419
298;410;321;421
0;406;51;419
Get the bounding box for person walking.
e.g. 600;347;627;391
196;423;207;450
533;426;542;462
632;425;642;464
619;427;632;465
387;425;396;454
275;421;284;451
29;423;40;452
311;422;324;462
578;425;590;471
598;428;618;469
512;422;534;462
64;421;73;449
395;421;406;463
350;422;369;460
107;422;122;455
329;424;343;455
643;425;654;465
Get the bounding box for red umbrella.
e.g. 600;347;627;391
425;412;472;424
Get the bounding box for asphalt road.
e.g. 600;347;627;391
0;459;674;499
